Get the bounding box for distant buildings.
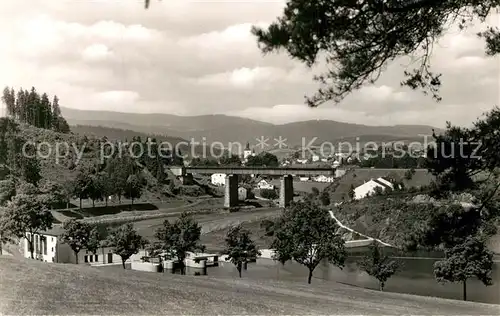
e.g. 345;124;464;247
243;142;256;163
238;186;251;201
353;177;394;200
257;179;274;190
211;173;226;186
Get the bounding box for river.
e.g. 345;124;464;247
249;256;500;304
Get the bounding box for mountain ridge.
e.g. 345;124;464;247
61;107;441;147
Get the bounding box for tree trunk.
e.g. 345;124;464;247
105;197;108;207
122;258;126;269
92;199;95;208
79;198;82;209
237;262;242;278
30;242;34;259
180;261;185;275
307;269;313;284
463;280;467;301
119;195;121;204
75;251;79;264
379;282;384;291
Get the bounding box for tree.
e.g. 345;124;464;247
18;144;42;186
223;225;261;278
107;223;147;269
0;188;53;259
348;184;355;200
311;187;320;197
358;242;401;291
153;212;205;275
105;156;136;204
319;191;330;206
124;174;143;209
434;236;493;301
88;173;104;208
0;176;16;206
1;87;16;118
39;180;67;209
271;200;346;284
60;219;101;264
250;0;500;107
246;152;279;167
260;188;278;200
97;172;113;207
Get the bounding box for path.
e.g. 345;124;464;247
328;210;392;246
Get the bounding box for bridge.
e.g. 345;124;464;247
169;166;336;208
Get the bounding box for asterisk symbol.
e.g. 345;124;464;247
274;136;287;149
255;136;269;149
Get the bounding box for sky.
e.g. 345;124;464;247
0;0;498;127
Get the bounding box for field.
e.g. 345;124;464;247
1;256;498;315
132;207;280;241
201;219;273;252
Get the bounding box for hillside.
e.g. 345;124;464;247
325;168;435;202
1;256;498;314
62;107;440;149
10;123;211;203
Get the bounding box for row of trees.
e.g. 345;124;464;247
58;213;260;277
189;152;279;168
359;154;427;169
2;86;70;133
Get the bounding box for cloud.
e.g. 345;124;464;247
192;65;312;89
82;44;113;61
0;0;498;129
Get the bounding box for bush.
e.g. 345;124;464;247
260;189;278;200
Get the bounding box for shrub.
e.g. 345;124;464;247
260;189;278;200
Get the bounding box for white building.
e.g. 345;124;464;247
313;175;335;183
312;155;320;162
24;226;145;265
211;173;226;186
257;179;274;190
299;176;310;182
353;177;394;200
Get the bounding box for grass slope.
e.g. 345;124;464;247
327;168;435;201
1;256;498;315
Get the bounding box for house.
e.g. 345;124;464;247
313;175;335;183
257;179;274;190
299;176;310;182
211;173;226;186
296;159;308;164
353;177;394;200
24;226;145;265
312;155;320;162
